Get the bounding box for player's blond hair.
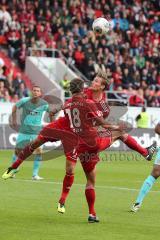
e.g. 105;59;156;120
96;70;110;87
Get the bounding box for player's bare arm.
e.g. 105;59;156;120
10;105;18;130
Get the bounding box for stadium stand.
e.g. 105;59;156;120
0;51;32;102
0;0;159;106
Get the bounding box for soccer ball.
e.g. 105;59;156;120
92;17;111;35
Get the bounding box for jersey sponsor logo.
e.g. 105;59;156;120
28;110;40;116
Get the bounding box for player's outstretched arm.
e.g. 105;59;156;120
49;111;55;122
94;116;125;132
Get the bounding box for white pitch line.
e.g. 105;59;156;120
11;178;160;194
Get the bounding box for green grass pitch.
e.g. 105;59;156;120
0;150;160;240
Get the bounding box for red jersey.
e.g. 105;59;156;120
53;88;109;133
63;94;102;147
84;88;110;119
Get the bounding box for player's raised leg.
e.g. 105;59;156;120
2;120;69;179
2;137;44;180
11;152;20;176
119;133;157;161
10;132;30;177
11;153;17;169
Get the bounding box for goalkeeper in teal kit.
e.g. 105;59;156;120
10;85;53;180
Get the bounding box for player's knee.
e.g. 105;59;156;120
86;173;96;186
31;139;42;149
66;170;75;176
119;133;128;141
86;180;95;188
152;166;160;179
86;184;95;189
34;147;42;155
66;161;75;175
155;124;160;135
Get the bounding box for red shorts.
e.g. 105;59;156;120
67;134;112;173
38;120;112;173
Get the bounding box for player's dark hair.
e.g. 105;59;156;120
70;78;84;94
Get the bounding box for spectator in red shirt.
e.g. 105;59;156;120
129;88;145;107
112;66;122;89
74;45;85;71
94;3;103;18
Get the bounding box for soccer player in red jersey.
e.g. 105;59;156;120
83;71;156;159
57;76;156;222
58;78;129;222
84;78;110;119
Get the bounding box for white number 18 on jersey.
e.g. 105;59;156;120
65;108;81;128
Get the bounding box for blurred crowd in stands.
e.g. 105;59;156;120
0;0;159;106
0;57;29;102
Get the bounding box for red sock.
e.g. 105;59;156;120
59;174;74;204
11;145;34;169
122;135;148;156
85;186;96;216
